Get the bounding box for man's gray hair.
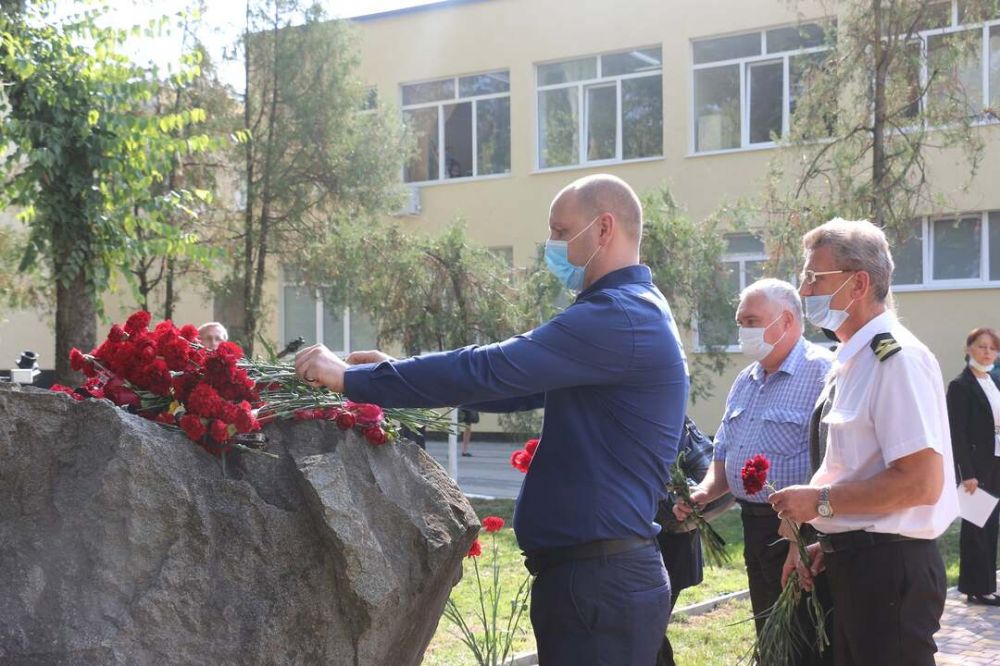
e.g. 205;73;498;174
802;218;894;303
740;278;803;323
198;322;228;340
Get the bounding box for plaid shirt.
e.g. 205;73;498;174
713;338;832;502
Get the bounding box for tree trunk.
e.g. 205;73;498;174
871;0;888;227
164;256;175;321
54;270;96;385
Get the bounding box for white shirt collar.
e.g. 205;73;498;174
835;310;896;366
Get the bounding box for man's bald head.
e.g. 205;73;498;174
551;174;643;239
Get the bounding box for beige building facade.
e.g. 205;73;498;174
2;0;999;434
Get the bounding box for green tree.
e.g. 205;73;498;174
641;187;734;403
0;2;214;382
226;0;407;353
766;0;1000;264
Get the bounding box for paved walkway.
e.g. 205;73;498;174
936;572;1000;664
425;438;525;499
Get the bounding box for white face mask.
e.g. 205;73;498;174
739;313;787;361
969;358;995;373
804;274;856;331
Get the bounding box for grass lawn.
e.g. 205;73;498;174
422;499;967;665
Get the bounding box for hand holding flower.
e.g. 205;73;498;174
295;344;349;391
768;485;821;523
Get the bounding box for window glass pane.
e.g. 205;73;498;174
927;31;983;117
602;47;663;76
990;26;1000;111
586;85;617;161
725;233;765;254
990;211;1000;281
284;286;316;346
890;220;924;285
476;97;511;175
745;260;766;286
459;71;510;97
622;75;663;159
348;310;378;352
443;102;473;179
403;107;439;182
933;217;981;280
766;23;827;53
538;88;579;168
322;303;345;351
915;2;953;31
538;57;597;85
898;40;923;119
693;32;761;64
402;78;455;105
694;65;741;151
789;51;837;135
748;60;784;143
698;261;740;347
960;0;1000;23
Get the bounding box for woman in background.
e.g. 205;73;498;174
946;326;1000;606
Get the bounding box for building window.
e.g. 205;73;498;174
916;1;1000;120
401;71;511;183
889;211;1000;288
536;47;663;169
282;269;377;352
692;22;830;152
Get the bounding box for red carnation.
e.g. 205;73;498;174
349;402;384;426
124;311;152;335
235;402;259;433
467;538;482;558
179;324;200;342
524;438;539;456
741;454;771;496
50;384;82;400
335;411;357;430
187;383;223;419
180;414;206;442
209;419;231;443
108;324;128;342
510;449;532;473
364;426;388;445
482;516;505;533
69;348;87;372
215;341;244;361
154;412;176;425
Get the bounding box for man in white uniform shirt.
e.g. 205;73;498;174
770;218;958;666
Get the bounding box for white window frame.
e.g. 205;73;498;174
692;234;769;353
279;277;373;355
400;71;511;186
906;3;1000;126
892;211;1000;292
534;46;664;172
690;23;831;155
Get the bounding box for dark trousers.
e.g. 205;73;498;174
655;529;703;666
530;543;671;665
742;506;833;666
958;500;1000;596
824;538;946;666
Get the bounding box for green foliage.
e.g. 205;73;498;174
765;0;1000;264
0;1;218;379
0;225;49;313
226;1;409;353
641;186;732;403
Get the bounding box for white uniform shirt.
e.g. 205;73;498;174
810;312;958;539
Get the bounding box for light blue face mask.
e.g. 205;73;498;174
804;274;856;331
545;217;602;291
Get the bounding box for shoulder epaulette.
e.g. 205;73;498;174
870;332;902;362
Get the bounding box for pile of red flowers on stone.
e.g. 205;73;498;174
510;438;539;473
52;311;440;457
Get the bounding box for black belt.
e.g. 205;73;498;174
817;530;925;554
522;536;654;576
737;500;776;517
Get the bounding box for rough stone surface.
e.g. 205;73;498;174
0;385;479;665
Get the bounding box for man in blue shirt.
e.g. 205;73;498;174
674;278;832;663
296;174;690;665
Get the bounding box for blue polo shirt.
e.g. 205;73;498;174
343;265;689;551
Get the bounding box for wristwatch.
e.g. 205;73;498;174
817;485;834;518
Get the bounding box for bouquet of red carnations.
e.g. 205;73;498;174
52;311;447;459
